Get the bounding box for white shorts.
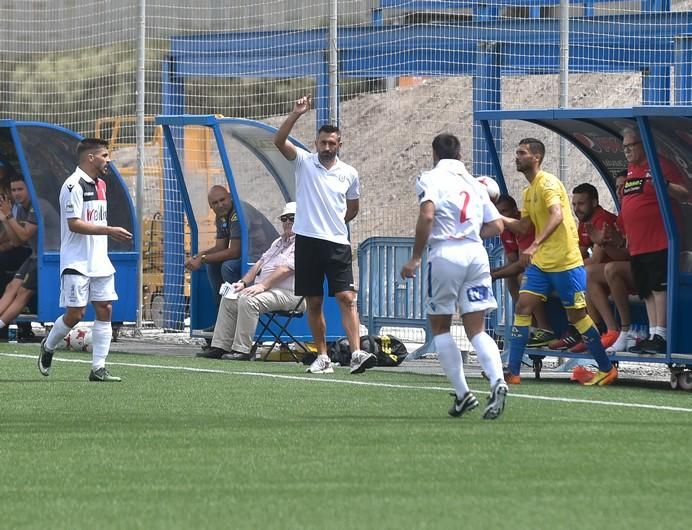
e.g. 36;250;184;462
426;250;497;316
60;273;118;308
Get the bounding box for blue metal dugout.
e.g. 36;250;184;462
155;115;345;342
0;120;138;323
477;106;692;374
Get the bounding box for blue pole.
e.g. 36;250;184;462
637;116;679;357
473;41;502;178
161;59;186;329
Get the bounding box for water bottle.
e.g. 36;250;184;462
8;323;18;344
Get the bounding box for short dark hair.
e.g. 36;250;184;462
77;138;109;159
518;138;545;162
495;194;517;209
432;134;461;161
317;124;341;139
572;182;599;202
9;173;24;184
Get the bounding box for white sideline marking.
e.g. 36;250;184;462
3;352;692;413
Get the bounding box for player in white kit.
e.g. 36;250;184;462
401;134;508;419
38;138;132;382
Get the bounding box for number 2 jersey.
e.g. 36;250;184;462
59;167;115;277
416;159;500;259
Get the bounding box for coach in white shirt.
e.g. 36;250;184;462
38;138;132;382
274;94;376;376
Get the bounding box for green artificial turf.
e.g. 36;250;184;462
1;345;692;530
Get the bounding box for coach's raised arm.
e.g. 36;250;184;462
273;94;311;161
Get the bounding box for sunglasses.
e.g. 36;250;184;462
280;215;295;222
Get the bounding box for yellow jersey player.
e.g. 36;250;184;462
500;138;617;386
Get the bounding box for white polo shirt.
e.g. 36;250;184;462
59;167;115;277
293;148;360;246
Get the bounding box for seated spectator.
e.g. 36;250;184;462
185;185;242;307
582;172;637;352
619;128;690;354
569;182;619;351
0;162;31;276
0;174;38;336
195;202;305;360
491;194;555;347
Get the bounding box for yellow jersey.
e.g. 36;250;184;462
520;170;582;272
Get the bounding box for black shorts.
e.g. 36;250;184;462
294;234;355;297
630;250;667;299
14;257;37;291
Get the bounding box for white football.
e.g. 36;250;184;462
82;330;93;353
69;328;89;352
477;176;501;202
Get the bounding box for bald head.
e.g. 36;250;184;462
208;186;232;216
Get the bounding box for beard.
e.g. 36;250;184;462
319;150;337;164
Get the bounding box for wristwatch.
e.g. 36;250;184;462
200;254;207;264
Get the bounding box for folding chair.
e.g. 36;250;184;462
250;297;309;362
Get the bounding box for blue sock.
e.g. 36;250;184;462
508;325;529;375
582;326;612;372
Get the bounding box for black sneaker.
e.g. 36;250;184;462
642;334;666;355
483;381;509;420
629;337;653;354
448;391;479;417
548;326;581;350
88;367;122;382
527;328;556;348
195;347;227;359
38;338;54;377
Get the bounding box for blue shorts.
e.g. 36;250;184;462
519;264;587;309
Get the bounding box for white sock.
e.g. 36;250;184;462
0;320;5;329
434;332;469;397
608;330;629;351
46;316;74;351
471;331;504;387
91;320;112;370
655;327;667;341
649;327;656;340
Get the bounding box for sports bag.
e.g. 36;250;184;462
359;334;408;366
